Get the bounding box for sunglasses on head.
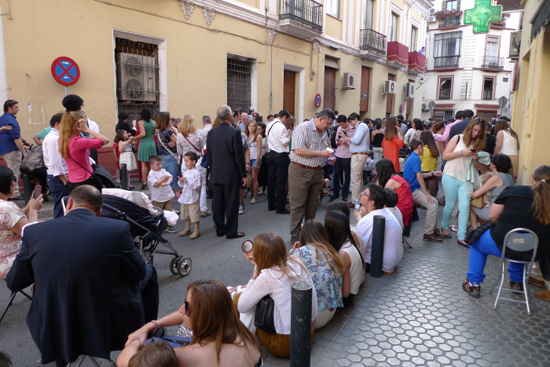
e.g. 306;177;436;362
183;298;191;317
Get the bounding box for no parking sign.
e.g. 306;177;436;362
51;56;80;86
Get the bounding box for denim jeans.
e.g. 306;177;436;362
441;173;470;240
467;229;524;284
332;157;351;199
161;154;179;189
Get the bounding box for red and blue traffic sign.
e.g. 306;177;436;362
314;93;322;108
51;56;80;86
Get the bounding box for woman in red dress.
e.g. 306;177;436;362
376;159;414;227
381;117;405;173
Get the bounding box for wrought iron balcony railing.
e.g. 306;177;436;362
481;56;504;69
279;0;323;31
434;55;460;68
440;15;461;27
359;29;387;55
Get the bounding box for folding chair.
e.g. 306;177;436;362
0;290;33;323
490;228;539;315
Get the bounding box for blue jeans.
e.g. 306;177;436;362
47;175;68;219
250;159;261;168
467;229;524;284
332;157;351;199
441;173;470;240
161;154;179;189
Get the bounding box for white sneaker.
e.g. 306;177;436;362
250;198;258;205
239;204;245;215
258;188;264;195
245;191;252;198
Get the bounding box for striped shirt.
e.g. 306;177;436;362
178;167;201;204
290;119;330;168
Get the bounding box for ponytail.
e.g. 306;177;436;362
532;165;550;226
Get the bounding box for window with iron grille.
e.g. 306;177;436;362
227;58;252;113
433;32;462;68
477;110;497;120
115;38;160;120
433;110;454;121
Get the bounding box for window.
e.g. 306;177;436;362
364;0;374;29
445;0;459;11
227;58;253;112
483;37;501;68
433;110;454;120
115;38;160;118
327;0;340;18
438;77;452;100
483;77;495;100
433;32;462;68
411;26;418;51
390;13;399;42
477;110;497;120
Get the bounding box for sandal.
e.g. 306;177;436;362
450;224;459;232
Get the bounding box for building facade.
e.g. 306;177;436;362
510;0;550;184
0;0;431;137
421;0;521;121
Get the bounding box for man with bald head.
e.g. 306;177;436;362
7;185;158;366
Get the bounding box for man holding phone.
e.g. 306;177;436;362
43;112;68;219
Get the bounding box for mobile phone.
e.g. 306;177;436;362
470;149;477;153
34;184;41;199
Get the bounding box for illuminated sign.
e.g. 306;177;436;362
464;0;502;34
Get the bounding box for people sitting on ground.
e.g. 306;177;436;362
354;183;403;274
0;166;43;279
469;154;514;230
384;189;404;231
290;219;344;329
462;166;550;299
324;210;365;307
325;200;365;257
237;233;317;358
403;140;446;243
376;159;414;228
120;279;261;367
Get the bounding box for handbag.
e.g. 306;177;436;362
471;196;484;208
200;153;209;168
21;145;44;172
131;143;137;153
68;154;118;189
254;295;276;334
246;170;252;188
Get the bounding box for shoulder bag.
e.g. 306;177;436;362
157;130;181;176
254;295;276;334
67;154;118;189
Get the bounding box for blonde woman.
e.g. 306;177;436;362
245;121;262;204
58;111;110;193
494;120;520;177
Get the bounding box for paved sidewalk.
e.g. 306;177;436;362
266;206;550;367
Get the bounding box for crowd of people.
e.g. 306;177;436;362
1;98;550;367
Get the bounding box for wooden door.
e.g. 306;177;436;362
324;67;336;110
283;70;296;116
386;73;396;117
360;67;371;112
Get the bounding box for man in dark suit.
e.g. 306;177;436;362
206;105;247;239
6;185;158;365
448;109;474;141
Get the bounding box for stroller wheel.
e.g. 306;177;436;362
177;257;192;277
169;256;182;275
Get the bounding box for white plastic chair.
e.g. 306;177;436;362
490;228;539;315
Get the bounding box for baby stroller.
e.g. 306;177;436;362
100;194;192;277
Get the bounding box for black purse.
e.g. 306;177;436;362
254;295;276;334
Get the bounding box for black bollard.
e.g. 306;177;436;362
370;215;386;278
291;280;312;367
120;164;128;190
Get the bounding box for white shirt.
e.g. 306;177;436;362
357;208;403;272
87;119;99;133
238;258;318;335
266;119;290;153
147;169;175;203
340;241;364;295
387;207;404;231
42;128;68;177
196;124;212;146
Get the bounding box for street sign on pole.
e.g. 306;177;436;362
428;101;436;110
51;57;80;92
314;94;322;108
498;96;508;108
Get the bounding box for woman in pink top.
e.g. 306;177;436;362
58;112;110;193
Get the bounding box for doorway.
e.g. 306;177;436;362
283;70;296;116
324;67;337;110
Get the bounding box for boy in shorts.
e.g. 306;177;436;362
178;152;202;239
147;155;176;233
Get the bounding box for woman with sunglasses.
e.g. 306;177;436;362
0;166;43;279
119;279;262;367
237;232;317;358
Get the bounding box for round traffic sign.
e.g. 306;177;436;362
314;93;322;108
51;56;80;86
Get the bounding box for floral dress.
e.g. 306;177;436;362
119;143;137;171
291;244;343;311
0;200;25;280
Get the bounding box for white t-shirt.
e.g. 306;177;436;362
357;208;403;272
148;169;175;203
340;241;364;295
387;207;404;231
266;119;290;153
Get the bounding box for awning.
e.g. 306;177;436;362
325;57;340;69
531;0;550;41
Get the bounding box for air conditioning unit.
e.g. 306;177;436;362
405;82;415;98
509;31;521;59
116;53;158;102
342;72;357;90
422;103;430;112
383;80;397;94
429;8;436;14
428;16;437;23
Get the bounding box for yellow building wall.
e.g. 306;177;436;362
325;15;343;40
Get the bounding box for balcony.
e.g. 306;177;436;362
408;51;426;74
359;29;387;58
439;15;461;27
279;0;323;40
434;55;460;69
387;41;409;66
481;56;504;70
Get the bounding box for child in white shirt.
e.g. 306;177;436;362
178;152;202;239
147;155;176;233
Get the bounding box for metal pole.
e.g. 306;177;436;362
120;163;128;190
370;215;386;278
290;280;312;367
64;86;68;96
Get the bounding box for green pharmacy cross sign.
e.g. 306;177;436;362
464;0;502;33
